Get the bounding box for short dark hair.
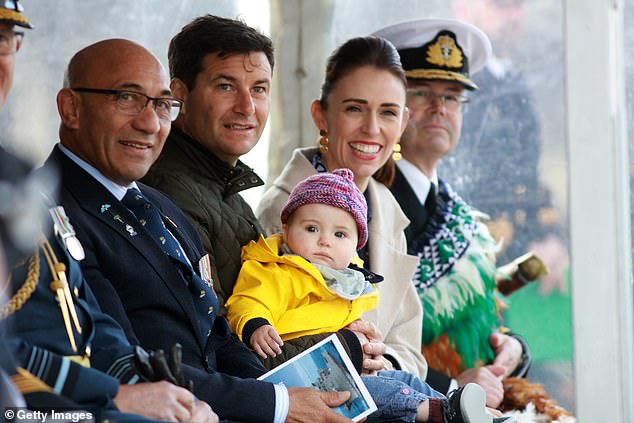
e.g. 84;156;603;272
168;15;274;89
319;36;406;187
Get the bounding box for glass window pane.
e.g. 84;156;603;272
627;0;634;269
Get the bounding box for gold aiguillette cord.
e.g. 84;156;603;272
40;238;82;352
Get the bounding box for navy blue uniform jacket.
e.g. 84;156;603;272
45;146;275;422
6;220;136;405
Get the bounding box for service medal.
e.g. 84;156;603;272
64;235;86;261
198;254;215;293
49;206;86;261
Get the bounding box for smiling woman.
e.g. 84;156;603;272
256;35;429;378
312;64;407;190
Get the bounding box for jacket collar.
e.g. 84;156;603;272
168;126;264;196
46;146;207;348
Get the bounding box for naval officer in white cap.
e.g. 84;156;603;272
374;18;531;409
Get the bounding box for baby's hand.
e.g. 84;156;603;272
251;325;284;359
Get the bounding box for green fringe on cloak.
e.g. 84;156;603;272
419;223;503;370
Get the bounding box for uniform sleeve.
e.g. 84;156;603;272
79;278;141;384
7;339;120;404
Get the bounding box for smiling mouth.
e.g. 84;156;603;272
225;124;255;130
120;141;152;149
349;142;381;154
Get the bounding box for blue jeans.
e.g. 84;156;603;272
363;370;445;423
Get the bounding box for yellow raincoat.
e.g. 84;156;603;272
226;234;379;342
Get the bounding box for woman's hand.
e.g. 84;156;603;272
346;320;392;374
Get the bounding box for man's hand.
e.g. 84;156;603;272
191;399;219;423
346;320;392;374
490;333;523;376
114;381;196;421
456;366;505;408
251;324;284;359
286;387;353;423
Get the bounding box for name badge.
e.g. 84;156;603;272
49;206;85;261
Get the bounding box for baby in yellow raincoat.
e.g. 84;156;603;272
226;168;511;423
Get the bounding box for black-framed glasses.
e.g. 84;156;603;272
406;89;469;112
0;29;23;54
71;88;183;121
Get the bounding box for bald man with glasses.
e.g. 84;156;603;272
1;4;216;420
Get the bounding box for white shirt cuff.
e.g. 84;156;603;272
273;383;289;423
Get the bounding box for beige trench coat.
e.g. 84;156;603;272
256;147;428;378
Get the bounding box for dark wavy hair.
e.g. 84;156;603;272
318;36;406;187
168;15;274;90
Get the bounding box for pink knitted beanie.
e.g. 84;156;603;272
281;168;368;249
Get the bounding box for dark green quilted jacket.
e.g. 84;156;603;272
142;127;264;311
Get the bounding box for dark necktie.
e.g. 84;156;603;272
424;183;437;213
121;188;218;338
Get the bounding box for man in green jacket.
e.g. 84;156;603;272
143;14;269;310
143;15;390;373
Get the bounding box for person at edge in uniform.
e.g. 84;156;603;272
42;37;354;423
142;15;391;373
373;19;531;408
0;2;216;422
227;168;514;423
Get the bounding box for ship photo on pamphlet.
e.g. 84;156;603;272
257;334;377;422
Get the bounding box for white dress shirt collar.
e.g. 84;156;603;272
396;158;438;206
58;143;139;201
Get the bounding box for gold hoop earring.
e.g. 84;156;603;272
392;141;402;161
319;130;329;153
